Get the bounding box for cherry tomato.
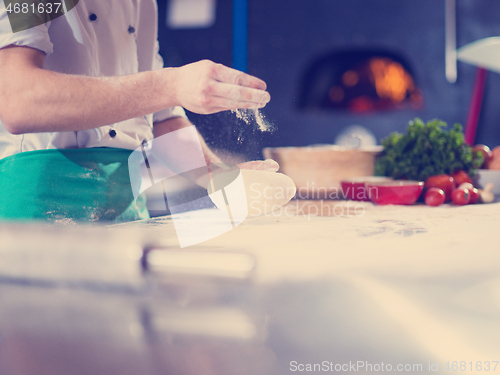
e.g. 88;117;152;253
486;146;500;169
425;188;445;206
473;144;493;168
492;145;500;159
425;174;456;202
469;187;479;204
451;188;470;205
451;170;472;186
458;183;479;204
487;158;500;170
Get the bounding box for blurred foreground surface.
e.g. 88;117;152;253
1;201;500;375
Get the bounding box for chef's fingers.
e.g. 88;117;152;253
196;100;266;115
194;92;269;114
212;63;267;90
211;81;271;106
238;159;279;172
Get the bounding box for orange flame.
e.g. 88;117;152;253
369;58;415;103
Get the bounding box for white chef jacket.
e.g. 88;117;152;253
0;0;186;160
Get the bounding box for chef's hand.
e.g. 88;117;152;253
171;60;271;115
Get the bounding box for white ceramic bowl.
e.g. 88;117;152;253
473;169;500;198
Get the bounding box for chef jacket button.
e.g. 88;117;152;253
109;129;117;138
89;13;97;22
128;26;136;34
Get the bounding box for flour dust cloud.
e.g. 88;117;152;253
232;108;274;132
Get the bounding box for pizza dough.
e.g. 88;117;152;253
242;169;296;216
208;169;296;218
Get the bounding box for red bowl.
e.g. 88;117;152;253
365;180;424;205
340;176;393;201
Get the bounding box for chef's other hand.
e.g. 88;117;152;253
171;60;271;115
193;159;279;189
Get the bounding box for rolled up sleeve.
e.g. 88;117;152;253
0;2;53;55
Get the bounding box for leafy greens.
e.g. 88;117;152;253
375;118;483;181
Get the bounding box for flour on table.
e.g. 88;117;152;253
232;108;273;132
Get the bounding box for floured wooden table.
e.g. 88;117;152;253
0;201;499;375
113;200;500;282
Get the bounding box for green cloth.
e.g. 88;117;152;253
0;148;149;223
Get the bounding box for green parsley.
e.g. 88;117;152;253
375;118;483;181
